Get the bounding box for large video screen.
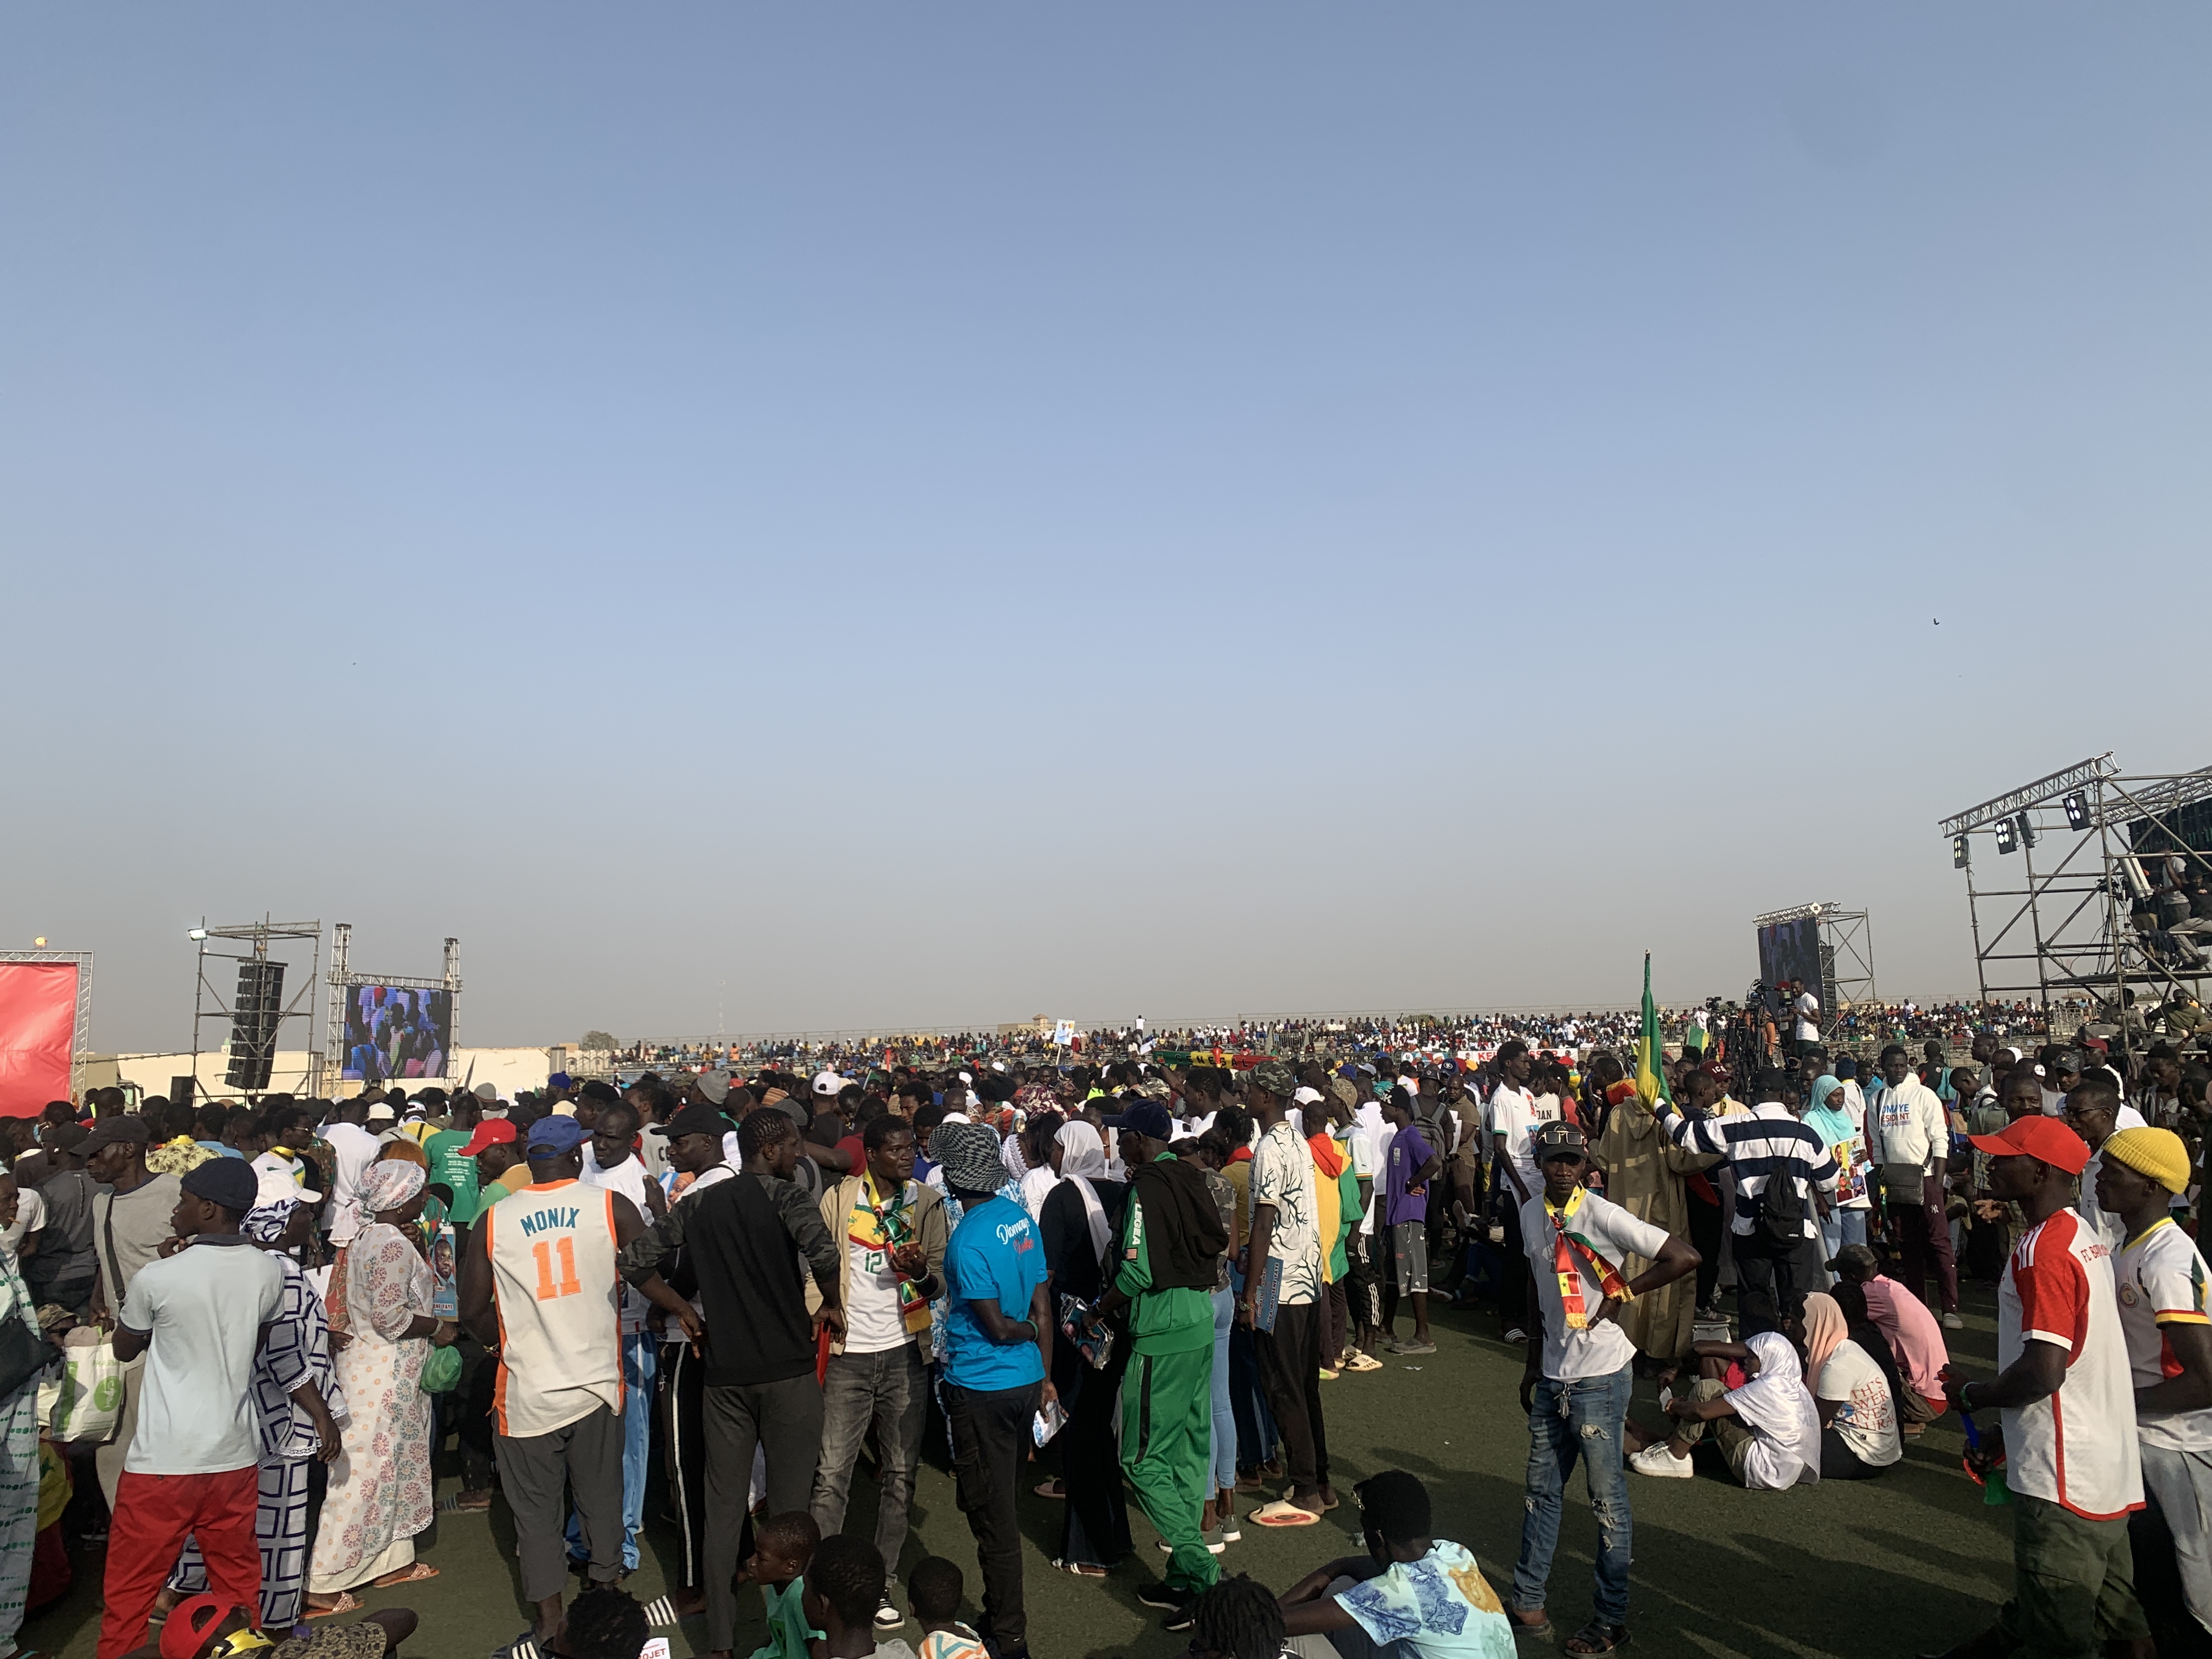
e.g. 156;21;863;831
341;985;452;1084
1756;917;1822;1000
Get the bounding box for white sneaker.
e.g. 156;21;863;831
874;1596;904;1630
1942;1312;1964;1330
1629;1444;1693;1480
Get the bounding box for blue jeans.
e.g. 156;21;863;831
1819;1209;1869;1281
1513;1364;1633;1626
1226;1264;1277;1471
1208;1285;1237;1493
566;1331;656;1570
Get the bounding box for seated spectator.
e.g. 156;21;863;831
1189;1574;1295;1659
119;1592;417;1657
1626;1329;1820;1489
1801;1291;1900;1480
1830;1243;1949;1435
907;1556;989;1659
805;1534;918;1659
743;1510;827;1659
1279;1469;1515;1658
549;1586;653;1659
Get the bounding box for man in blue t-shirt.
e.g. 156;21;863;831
934;1121;1057;1659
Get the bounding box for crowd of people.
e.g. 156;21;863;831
1;997;2209;1659
607;997;2088;1085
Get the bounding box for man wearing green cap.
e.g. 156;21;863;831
2098;1126;2212;1643
1238;1057;1333;1527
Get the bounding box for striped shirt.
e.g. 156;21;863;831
1657;1101;1839;1239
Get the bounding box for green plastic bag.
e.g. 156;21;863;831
419;1343;463;1395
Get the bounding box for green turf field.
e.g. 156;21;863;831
29;1288;2015;1658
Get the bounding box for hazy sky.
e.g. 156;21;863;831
5;7;2208;1054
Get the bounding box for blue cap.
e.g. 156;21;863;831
527;1116;588;1156
1101;1100;1174;1141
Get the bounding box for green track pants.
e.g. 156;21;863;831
1120;1345;1220;1596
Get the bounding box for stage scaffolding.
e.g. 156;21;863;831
1942;755;2212;1063
187;919;325;1099
0;949;95;1100
1750;901;1876;1041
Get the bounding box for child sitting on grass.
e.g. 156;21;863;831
746;1511;825;1659
804;1535;917;1659
905;1556;988;1659
1188;1574;1296;1659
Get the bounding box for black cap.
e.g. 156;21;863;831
1532;1120;1585;1162
180;1156;259;1215
665;1103;733;1141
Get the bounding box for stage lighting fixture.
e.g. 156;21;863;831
2017;812;2038;850
188;928;208;940
1953;835;1971;870
1995;817;2019;855
2062;792;2090;831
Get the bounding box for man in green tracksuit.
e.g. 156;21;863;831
1096;1099;1230;1628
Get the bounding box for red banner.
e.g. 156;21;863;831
0;962;78;1117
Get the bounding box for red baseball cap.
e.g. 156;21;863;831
1968;1116;2091;1175
160;1595;252;1659
459;1119;517;1156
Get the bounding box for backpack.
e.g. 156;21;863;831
1754;1143;1807;1251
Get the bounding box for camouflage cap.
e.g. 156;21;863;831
1249;1057;1296;1097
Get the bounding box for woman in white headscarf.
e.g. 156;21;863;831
305;1160;456;1612
1626;1328;1821;1490
1034;1119;1133;1570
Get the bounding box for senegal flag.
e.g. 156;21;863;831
1635;952;1671;1108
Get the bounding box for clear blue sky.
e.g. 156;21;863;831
5;7;2208;1052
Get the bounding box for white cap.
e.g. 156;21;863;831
365;1102;396;1122
257;1168;322;1207
811;1069;851;1097
1292;1086;1324;1105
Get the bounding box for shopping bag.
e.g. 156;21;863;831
46;1336;123;1445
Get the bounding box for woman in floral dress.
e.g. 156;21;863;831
304;1160;455;1613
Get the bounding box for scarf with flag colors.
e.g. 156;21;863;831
1547;1185;1633;1329
847;1172;933;1336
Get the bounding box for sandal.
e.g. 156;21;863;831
1034;1479;1066;1499
304;1593;363;1619
1247;1499;1321;1527
370;1562;440;1587
1565;1622;1630;1655
1051;1559;1109;1578
1508;1609;1554;1641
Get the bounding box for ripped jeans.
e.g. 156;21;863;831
1513;1363;1634;1627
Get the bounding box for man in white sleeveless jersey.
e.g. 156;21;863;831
460;1114;692;1651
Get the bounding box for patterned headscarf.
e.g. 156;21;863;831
356;1160;426;1229
242;1200;299;1244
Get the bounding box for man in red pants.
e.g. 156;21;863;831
98;1157;289;1659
